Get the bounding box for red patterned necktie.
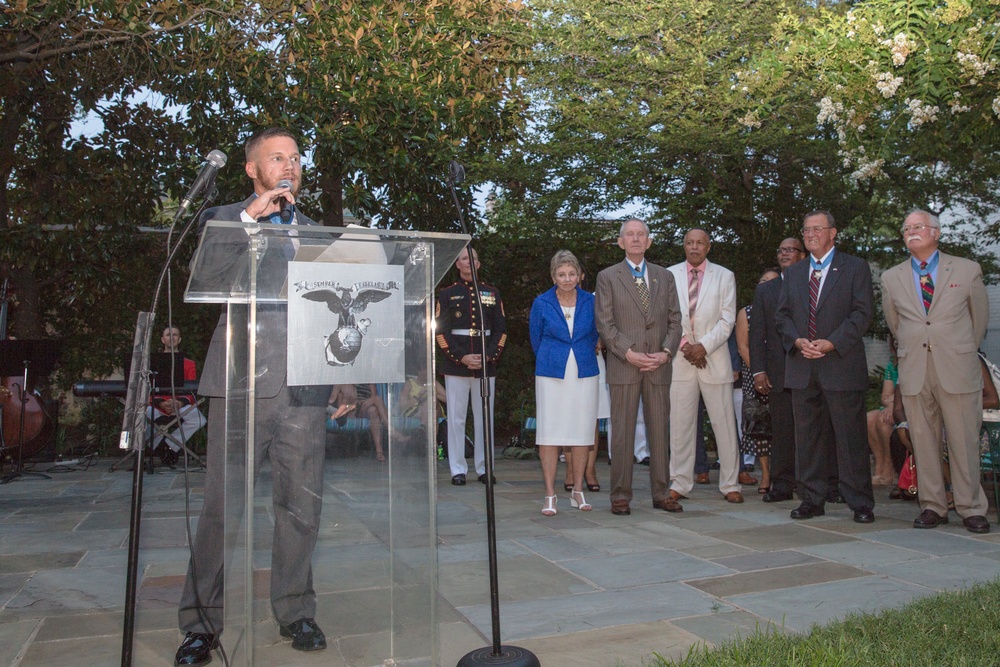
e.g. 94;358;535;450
920;261;934;313
808;269;820;340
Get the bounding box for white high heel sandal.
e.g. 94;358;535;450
570;490;592;511
542;495;557;516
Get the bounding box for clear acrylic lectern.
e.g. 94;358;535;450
183;220;469;666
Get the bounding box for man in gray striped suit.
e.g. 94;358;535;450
595;219;683;515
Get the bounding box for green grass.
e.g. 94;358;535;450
653;579;1000;666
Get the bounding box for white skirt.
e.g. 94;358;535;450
596;353;610;420
536;349;599;446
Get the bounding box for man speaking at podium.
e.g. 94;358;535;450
174;128;356;666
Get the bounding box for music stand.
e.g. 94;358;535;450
113;352;203;473
0;339;61;484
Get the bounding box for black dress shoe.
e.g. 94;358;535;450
451;474;466;486
790;502;825;520
913;509;948;528
175;632;217;666
478;474;496;484
638;456;650;466
963;515;991;534
853;506;875;524
762;490;793;503
159;446;179;467
826;491;846;504
279;617;327;651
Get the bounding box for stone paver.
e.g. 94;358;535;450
0;456;996;667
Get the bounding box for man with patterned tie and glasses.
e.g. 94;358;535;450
595;219;682;516
775;211;876;524
882;209;990;534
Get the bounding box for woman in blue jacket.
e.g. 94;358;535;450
530;250;601;515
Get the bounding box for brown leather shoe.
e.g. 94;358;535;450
738;472;758;485
694;472;710;484
669;489;687;501
913;509;948;529
611;499;631;516
725;491;745;504
653;497;683;512
963;515;990;534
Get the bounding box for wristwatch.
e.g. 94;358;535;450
661;347;672;361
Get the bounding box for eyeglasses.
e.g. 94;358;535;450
800;226;833;236
901;224;937;234
777;247;803;254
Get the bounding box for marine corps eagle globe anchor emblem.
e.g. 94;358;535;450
303;287;392;366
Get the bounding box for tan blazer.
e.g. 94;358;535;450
882;251;989;396
595;260;682;384
667;260;736;384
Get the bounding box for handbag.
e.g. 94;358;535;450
741;395;771;439
898;454;917;495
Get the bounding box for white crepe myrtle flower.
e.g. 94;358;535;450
883;33;916;67
904;98;939;127
874;72;904;98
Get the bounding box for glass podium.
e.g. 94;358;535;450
183;220;469;666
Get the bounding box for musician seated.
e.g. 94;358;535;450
147;326;206;466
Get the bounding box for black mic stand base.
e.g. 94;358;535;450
457;646;540;667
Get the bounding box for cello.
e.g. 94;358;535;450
0;278;52;465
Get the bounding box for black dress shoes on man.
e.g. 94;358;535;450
963;515;991;534
762;489;793;503
853;506;875;524
174;632;217;666
279;617;327;651
451;474;466;486
478;473;496;484
790;502;825;520
913;509;949;528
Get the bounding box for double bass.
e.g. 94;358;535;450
0;279;52;463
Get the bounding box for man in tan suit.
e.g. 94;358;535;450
667;229;743;505
882;209;990;534
595;219;682;515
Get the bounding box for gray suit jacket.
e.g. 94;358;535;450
196;197;318;399
595;259;682;385
882;251;988;396
775;251;873;391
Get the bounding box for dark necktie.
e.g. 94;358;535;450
808;269;820;340
920;261;934;312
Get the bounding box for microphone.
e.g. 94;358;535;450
276;179;294;223
449;160;466;186
179;150;227;214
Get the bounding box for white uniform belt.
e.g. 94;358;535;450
451;329;491;336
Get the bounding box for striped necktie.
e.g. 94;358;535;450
688;268;700;320
808;269;820;340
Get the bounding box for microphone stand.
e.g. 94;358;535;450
447;162;539;667
120;186;220;667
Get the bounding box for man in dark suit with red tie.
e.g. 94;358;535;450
775;211;875;523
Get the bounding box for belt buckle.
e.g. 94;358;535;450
468;328;479;336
